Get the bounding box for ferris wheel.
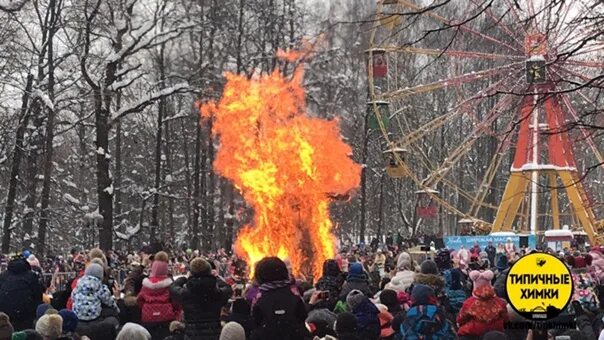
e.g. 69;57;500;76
367;0;604;244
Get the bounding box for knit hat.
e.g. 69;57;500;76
481;330;509;340
58;309;78;334
496;253;508;271
150;260;169;277
190;258;211;276
420;260;438;275
470;270;494;291
219;322;245;340
116;322;151;340
378;289;398;308
88;248;108;267
27;255;40;268
35;314;62;339
9;330;42;340
305;309;337;337
254;257;289;284
333;300;349;313
154;251;169;263
85;263;104;280
346;289;366;311
36;304;53;320
0;313;13;340
347;263;365;281
397;252;414;271
410;284;436;306
334;312;357;334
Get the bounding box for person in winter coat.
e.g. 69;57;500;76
170;257;232;340
313;260;344;311
71;263;120;322
305;309;336;339
333;312;360;340
485;242;497;269
338;263;371;301
249;257;307;340
346;290;380;340
26;256;46;293
457;270;508;338
493;254;510;300
378;289;403;316
413;260;445;296
396;284;455;339
0;256;43;331
443;268;466;314
384;252;416;294
138;252;179;339
226;298;254;338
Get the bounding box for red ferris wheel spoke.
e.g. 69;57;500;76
395;70;523;148
551;2;576;45
560;60;604;69
396;0;523;54
389;46;524;61
501;0;527;34
551;65;592;85
381;62;523;100
558;94;604;167
468;0;524;48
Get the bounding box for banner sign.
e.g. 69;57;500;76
444;235;537;250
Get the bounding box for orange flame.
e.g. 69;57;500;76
200;51;361;280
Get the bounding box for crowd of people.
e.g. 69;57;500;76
0;239;601;340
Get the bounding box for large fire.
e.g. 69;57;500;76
199;51;361;279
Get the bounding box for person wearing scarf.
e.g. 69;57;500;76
312;260;345;311
250;257;308;340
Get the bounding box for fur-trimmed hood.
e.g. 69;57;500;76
414;273;445;293
142;277;173;290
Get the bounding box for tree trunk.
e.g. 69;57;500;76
164;116;175;239
96;93;113;250
191;120;202;249
23;106;41;248
37;0;58;255
180;118;193;230
2;74;34;253
151;45;166;242
114;92;123;221
359;114;369;244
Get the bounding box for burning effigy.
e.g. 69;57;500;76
200;50;361;279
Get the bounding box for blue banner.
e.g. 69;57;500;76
443;235;537;250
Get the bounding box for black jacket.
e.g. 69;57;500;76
0;258;42;331
251;286;308;340
170;274;232;340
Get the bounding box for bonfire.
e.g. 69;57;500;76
200;49;361;279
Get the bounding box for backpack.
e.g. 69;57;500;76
444;289;466;314
141;302;177;323
399;305;453;340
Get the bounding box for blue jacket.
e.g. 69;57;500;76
71;275;119;321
